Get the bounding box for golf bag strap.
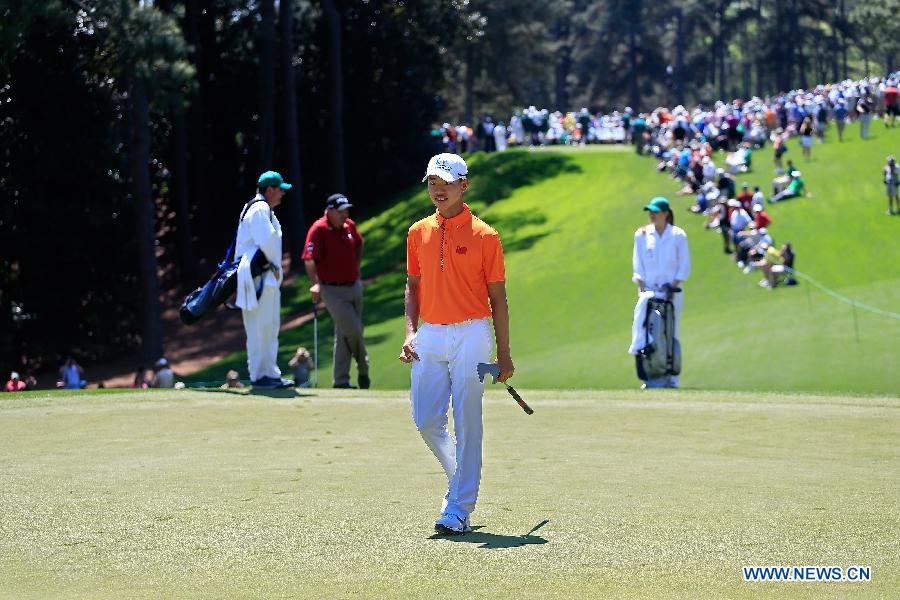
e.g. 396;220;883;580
219;197;271;270
664;299;675;374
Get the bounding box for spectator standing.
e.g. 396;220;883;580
884;81;899;128
885;155;898;215
833;99;849;142
799;116;813;159
857;94;874;139
303;194;370;389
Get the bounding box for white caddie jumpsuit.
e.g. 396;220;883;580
632;223;691;387
235;195;283;382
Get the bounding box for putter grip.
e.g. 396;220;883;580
506;385;534;415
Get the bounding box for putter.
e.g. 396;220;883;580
476;362;533;415
312;303;319;388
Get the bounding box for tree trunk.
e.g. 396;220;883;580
464;43;474;124
171;108;197;284
185;0;210;253
675;7;685;104
129;75;163;362
840;0;848;79
717;1;726;101
322;0;346;193
258;0;276;170
627;0;641;112
279;0;307;270
553;16;571;111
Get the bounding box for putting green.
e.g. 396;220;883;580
1;389;897;597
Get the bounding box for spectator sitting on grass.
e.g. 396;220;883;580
753;242;795;288
752;203;772;229
773;159;795;194
152;358;175;388
4;371;26;392
131;366;152;389
770;170;805;203
729;199;752;257
220;370;245;390
59;357;86;390
288;347;313;388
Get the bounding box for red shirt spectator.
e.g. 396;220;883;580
737;189;754;212
884;86;898;107
302;211;363;283
4;372;26;392
754;208;772;229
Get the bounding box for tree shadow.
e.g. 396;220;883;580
429;519;550;549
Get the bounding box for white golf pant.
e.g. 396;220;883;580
242;285;282;382
410;318;493;519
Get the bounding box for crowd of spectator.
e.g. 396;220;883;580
435;73;899;155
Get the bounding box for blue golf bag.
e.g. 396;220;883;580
635;297;681;381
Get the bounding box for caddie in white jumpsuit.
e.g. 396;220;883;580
400;153;515;536
234;170;294;389
632;196;691;388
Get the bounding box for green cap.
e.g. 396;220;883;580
643;196;670;213
257;170;293;190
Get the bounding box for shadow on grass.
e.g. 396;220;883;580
429;519;550;549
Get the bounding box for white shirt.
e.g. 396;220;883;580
235;195;282;288
632;223;691;290
730;208;752;232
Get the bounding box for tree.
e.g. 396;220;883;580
279;0;307;268
258;0;276;170
322;0;346;193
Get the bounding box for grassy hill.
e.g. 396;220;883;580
191;123;900;394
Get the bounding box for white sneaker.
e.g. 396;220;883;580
434;512;471;535
737;261;745;268
758;279;770;288
743;266;753;274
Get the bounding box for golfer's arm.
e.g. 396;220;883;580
303;259;319;286
487;281;511;359
404;276;421;336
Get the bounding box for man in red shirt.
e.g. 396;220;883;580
302;194;369;389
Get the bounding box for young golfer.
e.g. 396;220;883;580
400;153;514;535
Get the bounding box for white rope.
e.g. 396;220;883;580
787;268;900;320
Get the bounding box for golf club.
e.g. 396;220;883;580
476;362;534;415
312;303;319;388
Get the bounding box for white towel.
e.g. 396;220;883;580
235;252;258;311
628;291;656;355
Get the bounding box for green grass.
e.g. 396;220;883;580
1;388;897;597
191;124;900;394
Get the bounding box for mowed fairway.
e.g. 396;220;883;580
1;389;897;598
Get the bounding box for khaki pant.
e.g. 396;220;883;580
320;280;369;386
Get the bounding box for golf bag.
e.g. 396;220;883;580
635;297;681;381
179;199;272;325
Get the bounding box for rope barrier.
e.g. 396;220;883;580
786;267;900;320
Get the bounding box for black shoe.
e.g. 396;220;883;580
333;382;357;389
358;374;370;389
253;376;294;389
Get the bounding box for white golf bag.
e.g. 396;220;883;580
635;298;681;382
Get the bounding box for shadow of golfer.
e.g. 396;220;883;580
429;519;549;549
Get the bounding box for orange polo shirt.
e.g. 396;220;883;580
407;203;505;324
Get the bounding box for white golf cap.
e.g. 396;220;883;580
422;153;468;183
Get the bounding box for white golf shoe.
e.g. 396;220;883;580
434;512;471;535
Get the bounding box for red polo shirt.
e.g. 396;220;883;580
302;215;363;283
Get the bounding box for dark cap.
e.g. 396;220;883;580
326;194;353;210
